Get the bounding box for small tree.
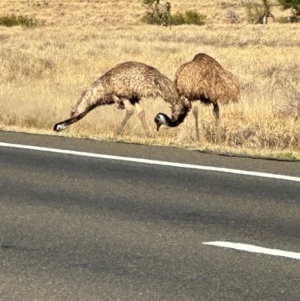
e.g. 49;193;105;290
243;0;275;24
141;1;206;26
277;0;300;22
141;0;172;27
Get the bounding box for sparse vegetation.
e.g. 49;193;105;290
243;0;275;24
141;0;172;26
141;0;206;26
171;10;206;25
0;0;300;159
276;16;292;22
0;14;41;27
277;0;300;22
226;10;241;24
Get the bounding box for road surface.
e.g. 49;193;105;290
0;131;300;301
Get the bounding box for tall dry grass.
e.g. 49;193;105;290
0;0;300;159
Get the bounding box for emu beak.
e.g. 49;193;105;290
156;123;161;131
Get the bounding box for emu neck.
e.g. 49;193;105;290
163;114;178;127
171;105;189;127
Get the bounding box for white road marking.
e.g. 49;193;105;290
0;142;300;182
203;241;300;260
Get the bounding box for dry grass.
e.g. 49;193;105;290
1;0;300;159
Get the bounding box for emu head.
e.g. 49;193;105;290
154;102;190;131
154;113;172;131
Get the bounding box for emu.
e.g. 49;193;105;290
154;53;240;141
54;61;187;137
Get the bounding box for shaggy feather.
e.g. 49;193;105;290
154;53;240;140
175;53;240;105
54;61;182;135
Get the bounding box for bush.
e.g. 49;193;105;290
276;16;291;23
277;0;300;22
172;10;206;25
140;0;206;26
141;0;171;26
0;14;41;28
244;3;266;23
243;0;274;24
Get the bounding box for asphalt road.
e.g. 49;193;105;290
0;131;300;301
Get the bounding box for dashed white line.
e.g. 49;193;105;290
0;142;300;182
203;241;300;260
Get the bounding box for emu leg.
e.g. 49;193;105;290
192;104;200;141
115;99;134;136
213;103;221;143
135;102;150;138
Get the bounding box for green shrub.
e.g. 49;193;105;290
277;0;300;22
243;0;274;24
0;14;41;28
141;0;171;26
243;3;265;23
170;11;185;25
140;0;206;26
276;16;291;23
290;15;300;22
172;10;206;25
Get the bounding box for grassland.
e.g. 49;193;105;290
0;0;300;159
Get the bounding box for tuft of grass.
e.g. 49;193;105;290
171;10;206;25
276;16;291;23
140;0;205;26
226;10;241;24
0;14;42;28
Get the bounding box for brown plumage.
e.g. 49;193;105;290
154;53;240;140
54;61;185;137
